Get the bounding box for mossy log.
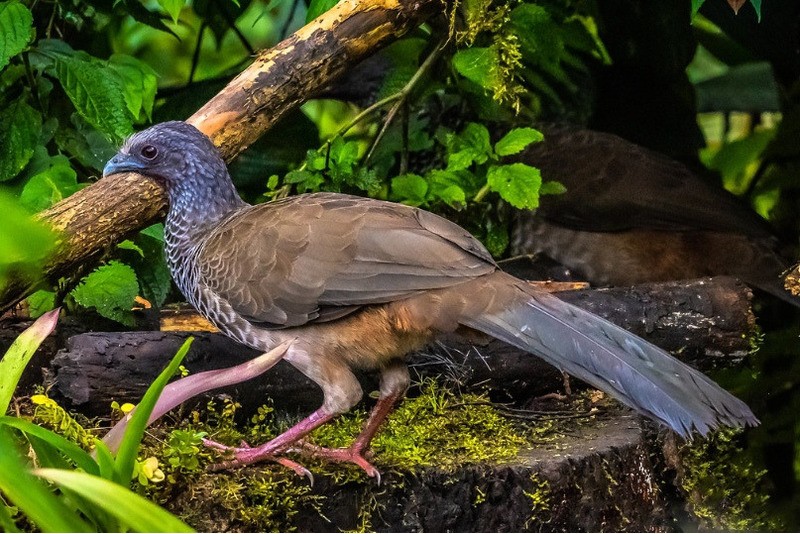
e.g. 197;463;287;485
48;276;754;415
0;0;441;314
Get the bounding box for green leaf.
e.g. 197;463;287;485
0;96;41;182
113;339;193;486
446;123;492;171
157;0;184;24
34;468;194;532
117;239;144;257
428;170;467;207
486;163;542;209
306;0;339;23
130;231;171;307
749;0;761;21
447;149;479;172
452;47;498;89
141;223;165;242
494;127;544;156
391;174;428;205
0;417;98;475
0;500;19;533
0;1;33;71
0;191;57;288
70;261;139;326
26;290;56;318
108;54;158;122
692;0;706;16
540;180;567;196
0;309;59;414
0;428;93;533
49;47;133;141
20;161;79;212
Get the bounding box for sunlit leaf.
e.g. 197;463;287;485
692;0;706;17
157;0;184;24
487;163;542;209
494;127;543;156
0;1;33;71
108;54;158;122
70;261;139;326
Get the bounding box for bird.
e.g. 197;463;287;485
103;121;758;479
511;123;798;305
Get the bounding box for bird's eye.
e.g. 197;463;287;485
140;145;159;160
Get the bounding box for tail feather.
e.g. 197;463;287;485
461;272;758;437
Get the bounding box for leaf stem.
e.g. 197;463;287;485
473;183;490;203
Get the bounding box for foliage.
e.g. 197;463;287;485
0;322;195;532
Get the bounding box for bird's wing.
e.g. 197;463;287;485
196;192;497;327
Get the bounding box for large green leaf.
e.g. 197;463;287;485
0;1;32;71
0;427;92;533
391;174;428;205
70;261;139;325
45;44;133;141
0;309;59;414
34;468;194;532
0;96;41;182
487;163;542;209
157;0;184;24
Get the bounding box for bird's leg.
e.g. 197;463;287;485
296;361;410;482
203;407;336;470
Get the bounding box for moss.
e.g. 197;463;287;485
679;428;780;531
308;379;534;474
29;393;96;450
523;473;552;528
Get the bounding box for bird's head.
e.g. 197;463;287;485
103;121;240;209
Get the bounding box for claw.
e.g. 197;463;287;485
297;442;382;483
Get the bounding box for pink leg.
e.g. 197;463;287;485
203;408;335;472
296;363;409;482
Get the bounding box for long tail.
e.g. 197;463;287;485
459;271;758;437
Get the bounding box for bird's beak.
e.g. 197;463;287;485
103;154;146;178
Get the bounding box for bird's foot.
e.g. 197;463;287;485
296;442;382;484
201;438;314;483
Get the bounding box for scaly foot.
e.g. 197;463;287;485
202;438;314;483
295;441;381;484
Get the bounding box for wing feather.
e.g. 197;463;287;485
197;193;496;327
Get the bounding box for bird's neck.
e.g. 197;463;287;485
163;175;248;296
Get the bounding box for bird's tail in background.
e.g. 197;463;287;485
459;271;758;437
